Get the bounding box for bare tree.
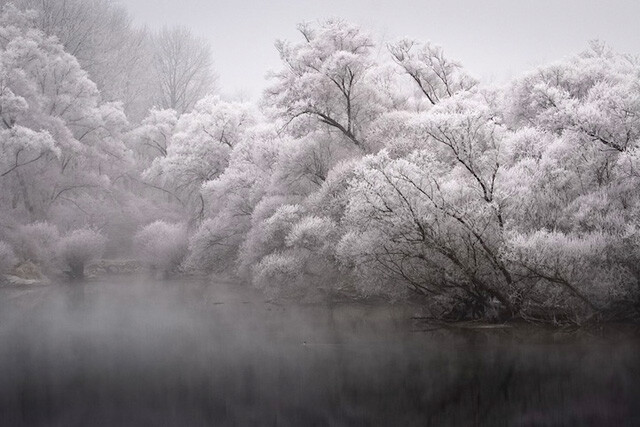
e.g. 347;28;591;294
152;26;216;115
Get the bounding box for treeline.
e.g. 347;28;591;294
0;1;213;276
1;4;639;323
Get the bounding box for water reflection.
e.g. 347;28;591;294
0;277;638;426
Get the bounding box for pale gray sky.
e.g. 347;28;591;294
119;0;640;99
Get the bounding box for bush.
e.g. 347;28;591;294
186;216;247;274
0;241;17;276
253;252;306;298
9;222;60;270
252;215;344;300
58;229;106;279
134;221;188;276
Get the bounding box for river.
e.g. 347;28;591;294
0;276;638;426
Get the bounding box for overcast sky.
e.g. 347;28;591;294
119;0;640;99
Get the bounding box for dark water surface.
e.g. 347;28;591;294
0;276;638;426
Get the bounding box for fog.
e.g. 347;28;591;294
1;277;639;425
2;1;640;424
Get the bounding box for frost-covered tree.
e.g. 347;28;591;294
338;110;516;318
1;0;154;121
494;45;640;320
220;20;398;292
8;222;60;270
152;26;216;115
187;123;280;274
127;108;178;168
58;228;106;279
388;38;478;106
144;97;256;221
134;221;188;276
0;5;131;228
253;214;341;299
333;43;640;321
505;41;640;145
0;7;630;322
265;20;386;150
0;241;16;275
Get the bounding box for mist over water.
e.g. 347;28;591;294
0;277;638;426
1;1;640;425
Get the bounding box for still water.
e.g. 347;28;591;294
0;276;638;426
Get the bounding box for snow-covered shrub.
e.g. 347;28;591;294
58;229;106;279
253;252;306;298
0;241;17;275
253;215;343;299
186;216;247;274
9;222;60;269
134;221;188;275
237;203;305;278
285;216;336;252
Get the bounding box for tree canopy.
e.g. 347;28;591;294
1;10;638;323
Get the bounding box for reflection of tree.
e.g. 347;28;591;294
0;289;636;426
